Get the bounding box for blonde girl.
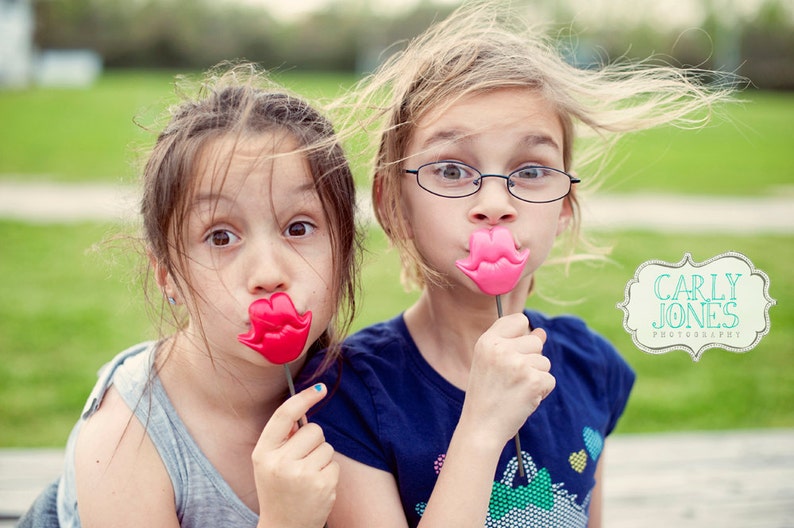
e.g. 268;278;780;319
299;3;734;528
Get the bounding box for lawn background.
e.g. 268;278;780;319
1;71;792;446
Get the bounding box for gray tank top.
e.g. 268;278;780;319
57;341;259;527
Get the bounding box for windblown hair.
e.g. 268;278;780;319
141;62;361;359
338;1;737;290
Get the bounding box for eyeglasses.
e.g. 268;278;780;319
405;161;580;203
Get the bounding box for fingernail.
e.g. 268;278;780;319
314;383;323;392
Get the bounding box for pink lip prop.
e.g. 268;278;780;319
455;226;529;296
456;226;530;478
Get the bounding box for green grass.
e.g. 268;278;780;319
595;92;794;196
0;69;358;184
1;70;793;194
0;221;151;446
0;221;791;446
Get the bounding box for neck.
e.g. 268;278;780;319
404;284;528;388
156;333;300;427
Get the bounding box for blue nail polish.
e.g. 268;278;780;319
314;383;323;392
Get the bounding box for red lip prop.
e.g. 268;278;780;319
238;292;312;365
455;226;529;295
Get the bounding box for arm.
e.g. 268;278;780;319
325;432;501;528
327;454;408;528
253;383;339;528
74;386;179;527
329;314;554;528
419;316;554;527
587;455;605;528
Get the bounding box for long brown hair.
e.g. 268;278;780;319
141;62;361;361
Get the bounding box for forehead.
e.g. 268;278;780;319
409;88;564;153
194;130;311;193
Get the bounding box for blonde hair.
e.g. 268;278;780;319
337;1;737;290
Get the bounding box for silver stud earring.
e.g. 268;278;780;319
168;296;177;305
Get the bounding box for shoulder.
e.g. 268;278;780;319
71;341;179;526
297;317;414;472
529;311;625;363
303;315;410;382
529;310;635;429
343;316;410;355
74;385;179;526
528;310;635;392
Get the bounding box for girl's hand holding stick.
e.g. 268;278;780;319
456;226;532;478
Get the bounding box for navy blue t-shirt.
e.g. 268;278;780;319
298;310;635;527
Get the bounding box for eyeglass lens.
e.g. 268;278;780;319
416;162;574;203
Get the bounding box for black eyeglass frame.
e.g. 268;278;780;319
405;160;581;204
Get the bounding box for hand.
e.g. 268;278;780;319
462;313;555;446
253;383;338;528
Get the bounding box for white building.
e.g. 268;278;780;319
0;0;35;87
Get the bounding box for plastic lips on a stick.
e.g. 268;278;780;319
238;294;327;528
456;226;529;297
456;225;530;477
238;292;312;397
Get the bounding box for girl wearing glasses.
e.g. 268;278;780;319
299;3;734;527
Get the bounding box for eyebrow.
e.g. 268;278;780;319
191;181;318;208
418;129;561;153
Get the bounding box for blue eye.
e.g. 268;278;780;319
435;162;476;182
440;163;464;181
206;229;239;247
512;166;547;180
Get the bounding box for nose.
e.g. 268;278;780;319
245;237;289;294
468;175;517;225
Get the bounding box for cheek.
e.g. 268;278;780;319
523;205;566;269
401;184;452;240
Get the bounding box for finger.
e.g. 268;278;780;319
300;438;336;471
494;312;533;337
258;383;327;451
540;371;556;399
525;352;551;372
519;327;547;355
512;326;546;353
281;422;328;459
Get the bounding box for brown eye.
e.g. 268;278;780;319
285;221;315;238
207;229;237;247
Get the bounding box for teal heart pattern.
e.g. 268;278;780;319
415;452;590;526
489;467;554;519
582;427;604;461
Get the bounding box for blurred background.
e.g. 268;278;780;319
3;0;794;87
0;0;792;448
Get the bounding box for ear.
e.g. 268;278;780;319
373;177;385;221
556;192;575;236
149;250;178;302
374;175;414;239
